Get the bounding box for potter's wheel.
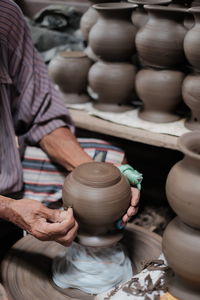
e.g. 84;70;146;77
0;224;162;300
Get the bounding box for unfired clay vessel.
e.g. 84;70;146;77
128;0;172;28
89;3;138;62
166;131;200;229
162;217;200;300
135;5;187;68
88;61;137;112
182;73;200;130
48;51;92;104
184;7;200;72
135;68;185;122
80;0;120;42
62;162;132;247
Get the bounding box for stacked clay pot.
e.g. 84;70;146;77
163;131;200;300
135;5;187;122
62;162;132;247
183;7;200;129
48;51;92;104
128;0;172;28
80;0;120;43
87;2;138;112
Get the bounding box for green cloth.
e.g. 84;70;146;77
118;164;143;190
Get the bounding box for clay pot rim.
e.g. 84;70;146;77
57;51;87;59
178;131;200;160
93;3;138;11
128;0;171;6
143;4;188;13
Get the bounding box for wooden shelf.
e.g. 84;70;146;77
69;109;179;151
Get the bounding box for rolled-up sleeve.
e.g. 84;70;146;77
7;0;74;145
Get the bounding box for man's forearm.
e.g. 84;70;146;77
39;127;93;171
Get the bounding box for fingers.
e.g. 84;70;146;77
30;208;79;246
122;206;139;223
130;187;140;207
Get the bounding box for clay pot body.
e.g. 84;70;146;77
182;73;200;130
128;0;172;28
62;162;132;246
135;5;187;68
88;61;137;112
135;68;185;122
166;131;200;229
80;0;119;42
89;3;138;62
184;7;200;72
162;217;200;300
48;51;92;104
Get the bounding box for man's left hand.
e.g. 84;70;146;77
122;187;140;224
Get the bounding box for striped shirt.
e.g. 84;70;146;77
0;0;74;194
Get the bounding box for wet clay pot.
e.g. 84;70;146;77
182;73;200;130
88;61;137;112
166;131;200;229
48;51;92;104
135;5;187;68
162;217;200;300
80;0;120;42
128;0;172;28
135;68;185;122
184;7;200;72
89;3;138;62
62;162;132;247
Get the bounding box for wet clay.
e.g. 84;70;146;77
62;162;132;247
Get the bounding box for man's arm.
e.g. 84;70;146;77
0;195;78;246
39;127;93;171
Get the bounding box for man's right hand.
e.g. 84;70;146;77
6;199;78;247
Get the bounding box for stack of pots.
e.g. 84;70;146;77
182;7;200;130
163;131;200;300
80;0;119;44
86;2;138;112
134;3;187;123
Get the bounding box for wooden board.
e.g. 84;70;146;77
69;109;179;150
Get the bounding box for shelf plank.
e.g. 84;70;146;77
69;109;179;150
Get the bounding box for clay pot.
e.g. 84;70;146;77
184;7;200;72
48;51;92;104
128;0;172;28
88;61;137;112
80;0;120;42
89;3;138;62
166;131;200;228
62;162;132;247
162;217;200;300
135;68;185;122
135;5;187;68
182;73;200;130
